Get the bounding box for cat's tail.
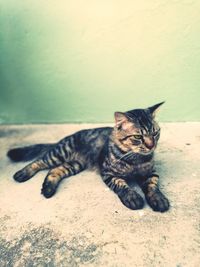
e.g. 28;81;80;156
7;144;55;162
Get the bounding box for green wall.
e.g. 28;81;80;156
0;0;200;124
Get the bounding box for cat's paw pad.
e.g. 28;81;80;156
146;191;170;212
13;169;31;183
119;189;144;210
41;181;57;198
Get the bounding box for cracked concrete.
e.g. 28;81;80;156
0;123;200;267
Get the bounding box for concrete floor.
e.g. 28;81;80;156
0;123;199;267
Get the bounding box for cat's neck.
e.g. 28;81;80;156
108;137;154;164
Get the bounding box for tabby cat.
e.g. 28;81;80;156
7;102;169;212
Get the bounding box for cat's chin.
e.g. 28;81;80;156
139;148;154;155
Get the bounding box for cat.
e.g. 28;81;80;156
7;102;169;212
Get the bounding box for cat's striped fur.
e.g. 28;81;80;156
7;102;169;212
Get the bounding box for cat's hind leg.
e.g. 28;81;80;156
13;159;48;182
13;144;68;183
41;161;86;198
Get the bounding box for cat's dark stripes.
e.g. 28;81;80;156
7;102;170;212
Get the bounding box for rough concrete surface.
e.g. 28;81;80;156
0;123;199;267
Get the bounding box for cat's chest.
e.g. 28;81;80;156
111;159;154;178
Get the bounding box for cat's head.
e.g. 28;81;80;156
113;102;164;155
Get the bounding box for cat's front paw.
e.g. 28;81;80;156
41;180;57;198
118;188;144;210
146;190;170;212
13;169;31;182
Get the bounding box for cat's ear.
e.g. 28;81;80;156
114;112;129;129
148;101;165;118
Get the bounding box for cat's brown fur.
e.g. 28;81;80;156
7;102;169;212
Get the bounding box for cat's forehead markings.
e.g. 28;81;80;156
139;121;149;134
128;124;141;133
122;122;137;132
141;128;146;135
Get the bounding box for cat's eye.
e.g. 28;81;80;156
133;134;142;139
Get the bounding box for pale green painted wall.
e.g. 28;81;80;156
0;0;200;123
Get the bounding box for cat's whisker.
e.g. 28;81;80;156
115;150;133;163
124;152;134;160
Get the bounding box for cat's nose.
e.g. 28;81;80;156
144;136;154;150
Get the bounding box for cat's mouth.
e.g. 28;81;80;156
139;147;155;155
